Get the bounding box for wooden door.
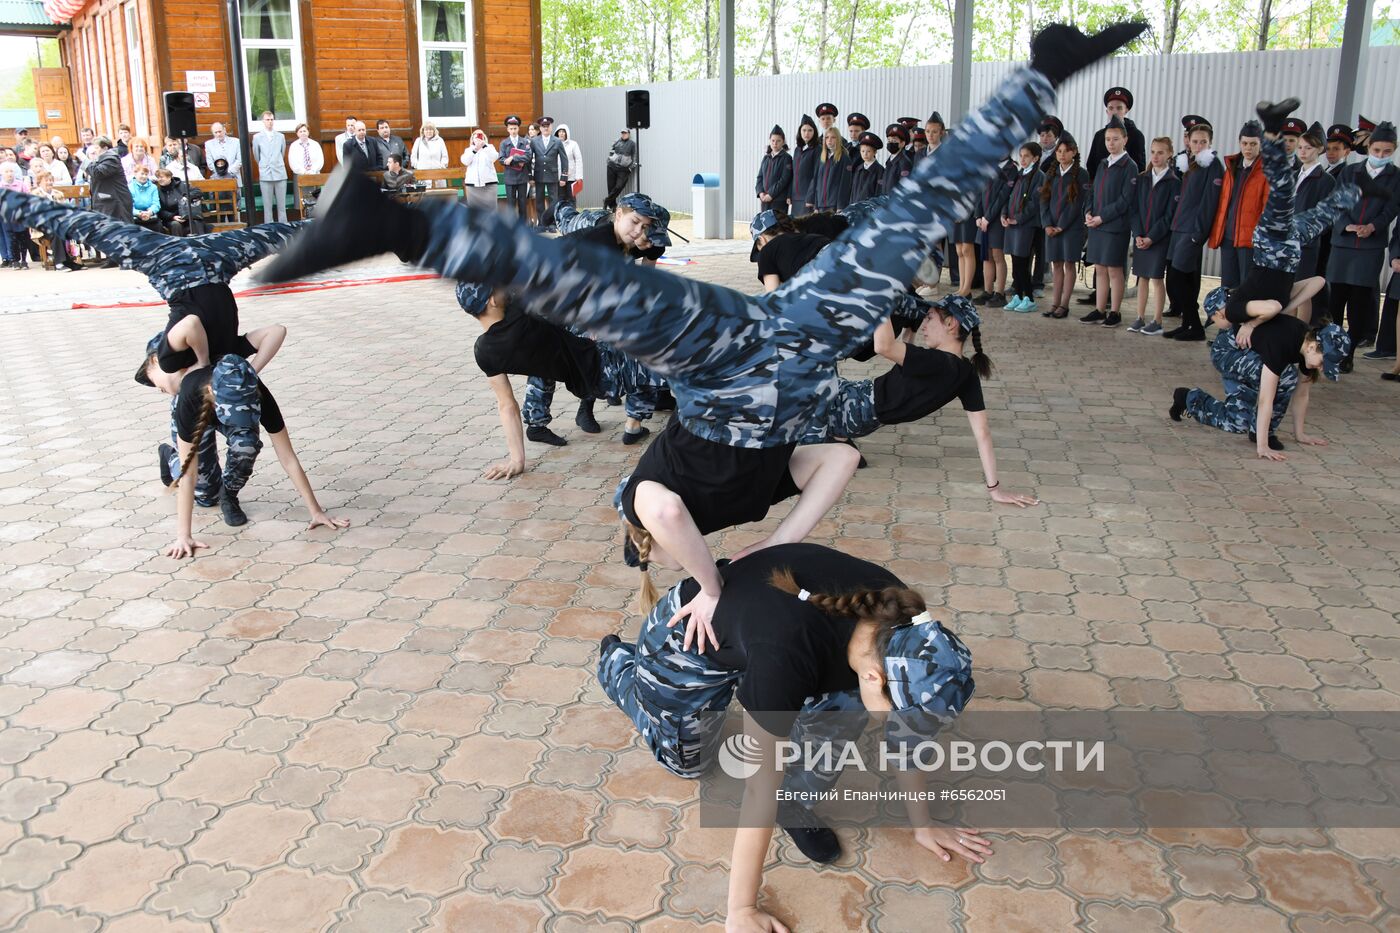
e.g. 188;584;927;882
31;68;78;146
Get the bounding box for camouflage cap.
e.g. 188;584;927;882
618;192;664;221
883;613;975;715
749;209;780;240
455;281;492;317
1315;323;1352;381
1204;285;1228;319
934;294;980;332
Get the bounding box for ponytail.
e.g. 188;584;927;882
1066;152;1083;202
968;325;992;379
623;521;660;614
170;386;214;493
769;567;926;652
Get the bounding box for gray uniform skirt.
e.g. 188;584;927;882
1327;244;1386;287
1045;226;1086;262
1086;228;1129;267
984;222;1006;251
1131;236;1170;279
467;184;497;210
953;217;979;243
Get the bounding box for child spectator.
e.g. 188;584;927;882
1127;137;1180;334
129;164;162;231
1083;115;1138;327
1002;142;1044;311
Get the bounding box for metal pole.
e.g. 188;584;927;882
225;0;257;226
1333;0;1374;127
950;0;973;122
720;0;735;238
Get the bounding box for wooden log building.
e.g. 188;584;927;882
30;0;541;167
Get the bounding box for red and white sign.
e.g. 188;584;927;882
193;93;211;109
185;71;216;93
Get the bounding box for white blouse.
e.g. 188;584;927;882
412;135;450;170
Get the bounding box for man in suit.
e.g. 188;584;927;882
531;116;568;227
342;122;386;171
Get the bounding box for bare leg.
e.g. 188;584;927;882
1135;276;1148;321
1283;276;1326;320
1149;277;1166;323
732;443;862;560
1107;266;1126;313
991;250;1007;293
1095;264;1109;311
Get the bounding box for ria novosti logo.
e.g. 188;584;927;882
718;732;764;779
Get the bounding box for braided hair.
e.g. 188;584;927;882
170;384;215;492
622;520;660;614
768;567;925;653
1040;142;1082;203
967;325;992;379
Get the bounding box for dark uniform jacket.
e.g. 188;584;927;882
1088;117;1147;178
755;148;793;206
1088;154;1138;232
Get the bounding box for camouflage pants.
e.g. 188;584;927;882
597;582;866;795
164;355;264;502
1185;330;1299;434
800;378;880;443
1251;136;1360;275
0;190;302;299
416;68;1054;448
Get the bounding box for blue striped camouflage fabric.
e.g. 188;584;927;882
522;349;662;427
554;196;673;250
799;378;879;442
163;354;264;501
1251;136;1361;274
0;191;303;298
413;67;1055;448
1184;329;1301;434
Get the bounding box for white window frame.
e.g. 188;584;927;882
124;3;149;137
93;15;112;135
238;0;307;132
81;27;103;135
417;0;477;128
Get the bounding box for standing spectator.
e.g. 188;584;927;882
1126;137;1180;334
925;112;946;151
204;123;242;178
86;136;133;227
114;124;132;157
790;115;819;217
460;128;499;210
880;123;913;196
74;128;96;179
1325;124;1354;180
333;116;357;165
129;164;162;231
1082;116;1138;327
1294;124;1336;326
756;125;793;216
815;102;838;135
811;127;851;212
1002;141;1045;311
288;123;324;177
1163;118;1223;341
555;124;583;202
848;132;884;204
252;111;289;223
121;138;159;181
1328;120;1399;367
0;161;31;268
1087;87;1147;177
499;116;531;218
376;120;408;167
342;121;386;170
411;122;449;172
1208;120;1267;289
530;120;566;223
1040;133;1089;318
30;144;72;186
604;128;636;210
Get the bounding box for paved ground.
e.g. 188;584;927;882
1;248;1400;933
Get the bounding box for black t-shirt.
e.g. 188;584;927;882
756;233;830;284
173;367;285;443
620;417;799;536
472;308;601;400
158;284;255;373
571;217;665;262
1248;314;1308;377
873;345;985;425
676;542;902;736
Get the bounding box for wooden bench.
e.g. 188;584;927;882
293;167;503;219
26;185;93;268
201;178;244;231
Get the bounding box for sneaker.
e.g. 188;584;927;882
972;291;993;306
1172;328;1206;342
575;399;601;434
622;426;651;446
1126;318;1146;333
1340;358;1354;374
782;824;842;864
600;633;622;656
220;490;248;527
1080;309;1105;324
1141;321;1163;336
1357;338;1375;350
1362;349;1396;361
1169;387;1188;422
987;293;1007;308
526;426;568;446
1101;312;1122;328
1003;295;1023;312
158;443;175;486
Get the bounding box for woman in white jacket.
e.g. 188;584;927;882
555;123;583;202
460;127;500;209
412;123;450;187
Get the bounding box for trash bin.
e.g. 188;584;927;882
692;173;722;239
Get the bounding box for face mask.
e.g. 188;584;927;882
1368;154;1392;169
886;142;900;155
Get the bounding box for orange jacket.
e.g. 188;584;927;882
1209;154;1269;249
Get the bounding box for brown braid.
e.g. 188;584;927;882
968;326;992;379
169;385;215;492
769;567;926;651
623;520;660;614
1066;151;1083;201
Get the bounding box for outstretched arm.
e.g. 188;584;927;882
966;410;1039;507
266;428;351;529
167;315;211;369
1255;369;1285;461
0;189;167;268
1291;379;1326;445
873;319;906;365
484;374;528;480
165;438;207;559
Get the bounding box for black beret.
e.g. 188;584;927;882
847;112;870;129
816;102;838;117
857;131;883;150
926;111;944;125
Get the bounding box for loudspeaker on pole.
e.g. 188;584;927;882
163;92;198;139
625;90;651;130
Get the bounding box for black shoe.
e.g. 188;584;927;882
1173;328;1206;342
654;390;677;412
1075;293;1097;306
1356;337;1375;350
1382;372;1400;381
1101;312;1122;328
606;395;622;406
600;633;622;656
842;437;868;469
622;427;651;446
1080;309;1105;324
1362;349;1396;360
972;291;993;306
1163;308;1182;318
780;822;842;864
987;293;1007;308
1030;21;1150;88
158;443;175;486
1162;325;1185;338
526;426;568;446
1169;387;1188;422
575;399;601;434
258;166;426;284
220;490;248;527
1255;97;1301;135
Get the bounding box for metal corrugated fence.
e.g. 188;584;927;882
546;46;1400;226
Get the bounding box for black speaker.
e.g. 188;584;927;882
626;90;650;130
163;92;198;139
